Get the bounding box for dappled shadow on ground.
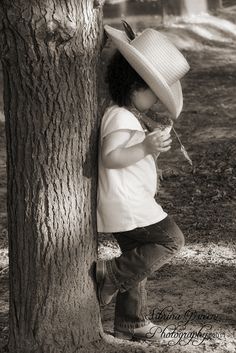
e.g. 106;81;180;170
100;259;235;352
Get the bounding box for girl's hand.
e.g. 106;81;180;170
142;130;172;155
101;129;172;169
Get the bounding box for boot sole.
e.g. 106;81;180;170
114;330;133;340
114;330;159;341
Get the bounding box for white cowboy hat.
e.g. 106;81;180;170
104;24;190;119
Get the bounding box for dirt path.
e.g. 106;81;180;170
0;8;236;353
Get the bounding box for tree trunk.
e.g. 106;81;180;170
0;1;104;352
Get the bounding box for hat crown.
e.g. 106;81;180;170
131;29;189;86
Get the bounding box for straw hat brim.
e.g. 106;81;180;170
105;25;183;118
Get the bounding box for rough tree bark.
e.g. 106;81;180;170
0;0;105;352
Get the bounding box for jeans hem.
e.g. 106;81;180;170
114;318;151;330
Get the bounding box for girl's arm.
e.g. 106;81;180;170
101;129;172;169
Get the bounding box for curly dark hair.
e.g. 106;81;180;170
105;50;148;107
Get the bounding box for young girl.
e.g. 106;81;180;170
96;24;190;341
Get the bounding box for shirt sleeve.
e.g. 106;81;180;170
101;107;143;140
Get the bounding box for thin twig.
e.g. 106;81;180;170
172;127;183;147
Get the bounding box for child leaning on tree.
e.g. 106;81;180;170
95;22;190;341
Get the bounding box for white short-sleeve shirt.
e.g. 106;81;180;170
97;105;167;233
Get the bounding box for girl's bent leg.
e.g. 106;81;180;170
108;215;185;292
108;215;184;330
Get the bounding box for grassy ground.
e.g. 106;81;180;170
0;6;236;353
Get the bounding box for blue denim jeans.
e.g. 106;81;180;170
105;215;185;330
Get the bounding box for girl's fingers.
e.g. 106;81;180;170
145;132;172;153
148;131;171;139
151;133;171;142
162;134;171;141
160;138;172;147
157;145;171;152
152;138;172;148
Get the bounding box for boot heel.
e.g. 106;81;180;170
114;330;133;340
